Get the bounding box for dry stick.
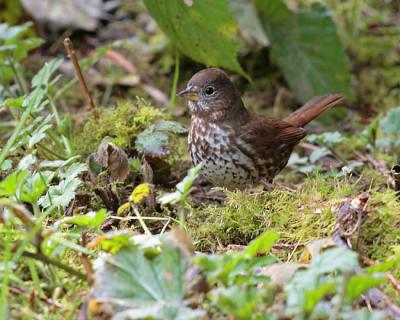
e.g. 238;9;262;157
63;38;97;111
79;232;94;286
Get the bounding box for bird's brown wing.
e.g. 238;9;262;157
237;117;307;151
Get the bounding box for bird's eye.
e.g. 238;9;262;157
204;86;215;95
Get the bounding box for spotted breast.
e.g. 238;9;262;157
189;116;259;189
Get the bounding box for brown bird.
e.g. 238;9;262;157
178;68;343;189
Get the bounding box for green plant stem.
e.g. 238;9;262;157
7;54;28;95
0;230;12;319
168;49;180;113
47;94;72;156
46;129;66;150
27;259;44;296
54;78;77;101
21;251;86;281
327;146;348;165
37;142;67;160
178;205;185;228
0;95;35;167
329;273;350;320
132;206;152;236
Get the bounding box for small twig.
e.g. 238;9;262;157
218;242;305;253
63;38;97;111
132;206;152;236
386;272;400;294
286;238;304;262
160;217;171;235
79;232;94;285
109;215;169;221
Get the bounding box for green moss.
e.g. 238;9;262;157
187;175;354;252
72;98;165;156
187;174;400;280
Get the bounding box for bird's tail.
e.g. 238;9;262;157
283;94;343;127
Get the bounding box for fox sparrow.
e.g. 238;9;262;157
178;68;343;189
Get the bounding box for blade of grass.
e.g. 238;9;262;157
168;48;180;113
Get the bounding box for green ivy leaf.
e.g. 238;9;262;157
256;1;353;103
144;0;248;79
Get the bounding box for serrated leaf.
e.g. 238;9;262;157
135;128;170;157
144;0;248;78
58;162;87;180
256;1;353;103
28;115;53;148
32;58;63;89
38;177;81;209
19;172;51;203
92;238;201;320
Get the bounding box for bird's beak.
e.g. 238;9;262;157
177;85;199;101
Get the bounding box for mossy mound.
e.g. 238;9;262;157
72;98;166;156
187;173;400;292
188;175;352;252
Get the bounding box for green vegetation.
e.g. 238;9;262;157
0;0;399;319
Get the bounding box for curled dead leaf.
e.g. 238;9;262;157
89;137;130;182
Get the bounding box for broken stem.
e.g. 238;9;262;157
63;37;97;111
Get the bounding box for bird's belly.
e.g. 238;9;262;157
189;128;258;188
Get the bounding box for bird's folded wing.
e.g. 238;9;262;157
238;118;307;150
